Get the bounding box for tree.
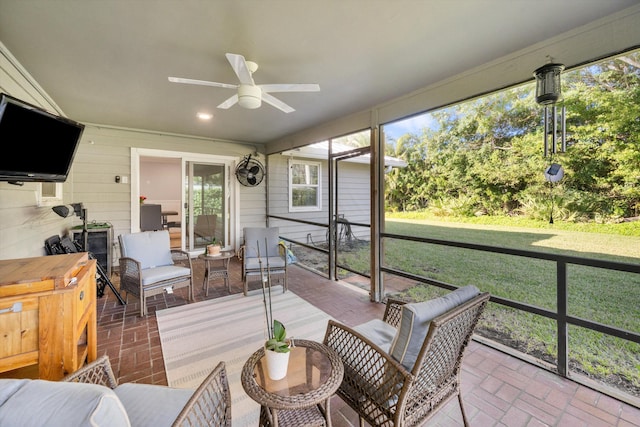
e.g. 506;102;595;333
384;50;640;220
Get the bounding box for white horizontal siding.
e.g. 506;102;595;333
267;153;371;244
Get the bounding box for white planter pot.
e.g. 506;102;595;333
265;348;290;380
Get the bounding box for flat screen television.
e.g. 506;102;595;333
0;93;85;183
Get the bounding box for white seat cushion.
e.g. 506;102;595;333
389;285;480;370
114;383;193;427
0;379;130;427
245;256;286;270
140;265;191;286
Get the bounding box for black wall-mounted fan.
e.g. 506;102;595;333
235;155;265;187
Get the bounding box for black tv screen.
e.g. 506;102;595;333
0;93;85;183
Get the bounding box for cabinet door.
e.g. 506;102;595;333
0;297;39;369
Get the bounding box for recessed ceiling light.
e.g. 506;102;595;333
197;112;213;120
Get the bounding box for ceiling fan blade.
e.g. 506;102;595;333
217;94;239;109
225;53;254;86
249;165;260;174
261;92;295;113
247;175;257;185
259;83;320;93
168;76;237;90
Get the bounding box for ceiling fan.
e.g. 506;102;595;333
168;53;320;113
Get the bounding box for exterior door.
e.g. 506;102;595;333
133;148;238;255
185;161;230;252
329;145;371;280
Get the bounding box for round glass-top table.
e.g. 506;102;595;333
241;339;344;427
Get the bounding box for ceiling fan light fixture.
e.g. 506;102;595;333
169;53;319;112
238;85;262;109
197;112;213;120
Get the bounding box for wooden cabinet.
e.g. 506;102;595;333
0;253;97;380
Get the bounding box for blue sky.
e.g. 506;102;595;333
383;113;437;141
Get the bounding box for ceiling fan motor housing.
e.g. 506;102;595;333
238;84;261;109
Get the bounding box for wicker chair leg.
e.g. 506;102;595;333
458;393;470;427
359;417;365;427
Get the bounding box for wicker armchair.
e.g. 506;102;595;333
238;227;288;296
324;288;490;427
64;355;231;427
118;230;193;316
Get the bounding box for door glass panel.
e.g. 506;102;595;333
186;162;226;251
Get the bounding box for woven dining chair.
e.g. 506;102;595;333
324;287;490;427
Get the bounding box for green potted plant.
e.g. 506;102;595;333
265;319;289;353
264;318;290;380
205;237;221;256
258;240;291;380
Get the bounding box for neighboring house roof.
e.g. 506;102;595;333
281;141;407;168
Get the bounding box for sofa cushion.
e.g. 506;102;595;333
353;319;397;353
0;378;130;427
115;383;194;427
244;256;286;271
244;227;281;258
120;231;174;269
141;265;191;286
389;285;480;370
0;378;28;407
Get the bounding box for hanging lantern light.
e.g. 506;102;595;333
534;62;566;157
534;63;564;105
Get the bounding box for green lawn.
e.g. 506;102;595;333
340;215;640;395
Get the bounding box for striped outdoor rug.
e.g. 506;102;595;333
156;286;334;427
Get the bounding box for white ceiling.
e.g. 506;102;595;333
0;1;637;145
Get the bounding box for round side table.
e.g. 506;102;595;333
241;339;344;427
198;252;234;295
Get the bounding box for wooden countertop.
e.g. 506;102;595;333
0;252;89;290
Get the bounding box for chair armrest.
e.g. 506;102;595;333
324;320;412;408
278;241;288;266
119;256;142;275
383;298;407;328
62;355;118;389
172;361;231;427
171;249;191;258
118;256;143;296
237;245;245;261
171;249;193;269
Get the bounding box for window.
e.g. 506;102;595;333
38;182;63;206
289;160;321;212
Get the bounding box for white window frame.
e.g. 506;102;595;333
289;159;321;212
37;182;63;206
